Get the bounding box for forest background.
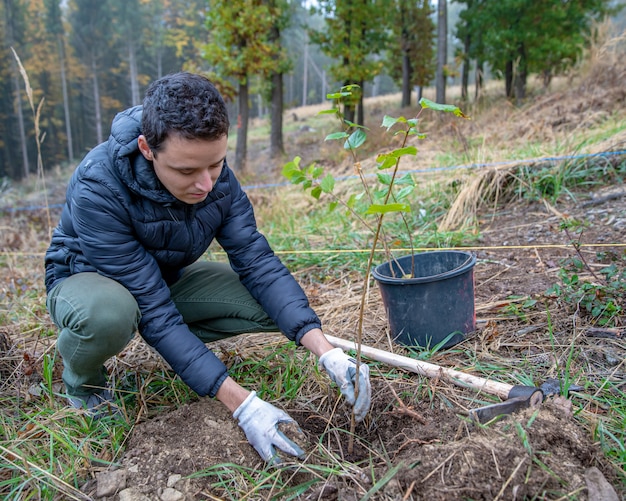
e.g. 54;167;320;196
1;0;626;184
2;1;626;498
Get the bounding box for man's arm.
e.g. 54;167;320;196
217;328;332;412
221;327;371;464
300;327;335;357
215;376;250;412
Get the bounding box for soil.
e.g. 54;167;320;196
79;189;625;501
2;60;626;500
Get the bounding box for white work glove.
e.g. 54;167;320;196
318;347;372;422
233;391;305;464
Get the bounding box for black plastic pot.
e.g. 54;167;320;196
372;251;476;349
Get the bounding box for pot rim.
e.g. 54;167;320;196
372;250;476;285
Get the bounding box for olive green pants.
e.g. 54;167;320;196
46;261;278;397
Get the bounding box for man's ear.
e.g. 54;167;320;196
138;135;154;161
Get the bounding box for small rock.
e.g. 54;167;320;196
203;417;219;427
160;487;184;501
95;469;127;498
585;467;619;501
305;484;338;500
605;351;621;365
549;395;573;417
118;487;152;501
167;474;182;488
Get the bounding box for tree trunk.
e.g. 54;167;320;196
91;56;103;144
357;89;364;127
342;75;356;124
474;60;484;101
270;71;284;159
505;59;513;99
235;79;249;174
129;37;140;106
343;104;356;124
514;43;527;104
461;33;471;101
5;0;30;178
57;35;74;163
302;34;308;107
435;0;447;104
401;51;412;107
11;69;30;179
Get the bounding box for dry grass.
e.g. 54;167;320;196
1;26;626;500
431;26;626;232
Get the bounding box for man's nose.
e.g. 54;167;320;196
196;170;214;192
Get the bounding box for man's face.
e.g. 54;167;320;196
138;134;228;204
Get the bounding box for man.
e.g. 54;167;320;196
44;72;371;464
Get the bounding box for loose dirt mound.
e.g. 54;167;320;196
89;390;619;500
80;192;626;500
2;33;625;501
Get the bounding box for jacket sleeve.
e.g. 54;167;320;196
216;175;321;344
71;177;228;397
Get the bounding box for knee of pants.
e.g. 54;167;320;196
79;289;140;347
86;291;139;341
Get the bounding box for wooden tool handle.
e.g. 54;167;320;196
325;334;514;400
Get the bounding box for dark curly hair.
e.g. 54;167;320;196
141;72;230;156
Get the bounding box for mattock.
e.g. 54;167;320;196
326;334;545;423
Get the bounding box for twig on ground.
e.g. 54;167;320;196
563;226;601;281
493;457;526;501
402;480;416;500
377;369;427;424
420;451;457;484
584;327;623;339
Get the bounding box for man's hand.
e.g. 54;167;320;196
318;347;371;422
233;391;305;464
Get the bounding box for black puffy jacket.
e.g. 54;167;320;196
44;106;321;397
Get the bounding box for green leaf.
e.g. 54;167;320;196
282;162;307;185
346;193;357;209
291;172;307;184
320;174;335;194
343;120;367;130
365;203;411;214
377;172;392;185
394;185;415;200
311;186;322;199
382;115;407;130
327;91;351;99
282;157;301;179
419;97;469;119
396;173;415;185
345;129;367;150
311;166;324;179
391;146;418;158
326;131;349;141
341;84;360;93
407;130;427;139
376;153;397;170
318;109;338;115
